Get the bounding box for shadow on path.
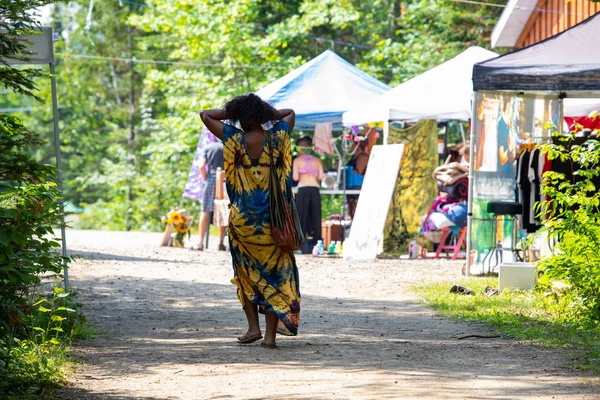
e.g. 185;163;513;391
54;272;599;399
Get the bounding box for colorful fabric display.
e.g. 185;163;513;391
184;127;218;201
429;212;456;229
444;204;468;227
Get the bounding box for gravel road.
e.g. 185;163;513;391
54;230;599;399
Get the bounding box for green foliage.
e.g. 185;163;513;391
0;1;70;335
0;1;90;396
34;0;505;230
321;194;344;220
415;278;600;373
0;286;89;397
537;120;600;322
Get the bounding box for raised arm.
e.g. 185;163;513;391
278;109;295;132
200;109;228;140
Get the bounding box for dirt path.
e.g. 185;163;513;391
55;230;599;399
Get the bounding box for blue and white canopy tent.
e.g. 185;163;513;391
255;50;391;219
255;50;391;131
187;51;389;220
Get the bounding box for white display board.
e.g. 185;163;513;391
343;144;405;260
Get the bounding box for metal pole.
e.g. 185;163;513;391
465;91;478;277
558;93;565;135
342;139;347;221
50;63;69;289
383;119;389;145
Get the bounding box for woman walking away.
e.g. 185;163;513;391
293;136;324;248
200;94;300;349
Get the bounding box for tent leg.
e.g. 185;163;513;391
383;119;389;145
50;63;69;289
558;93;565;134
342;144;347;220
465;91;478;277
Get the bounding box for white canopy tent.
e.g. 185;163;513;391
342;47;499;135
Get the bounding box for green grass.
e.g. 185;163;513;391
414;278;600;374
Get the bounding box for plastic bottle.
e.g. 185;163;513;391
408;240;419;259
334;241;342;255
328;241;336;254
316;240;324;256
312;244;320;256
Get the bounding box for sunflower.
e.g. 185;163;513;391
168;211;185;225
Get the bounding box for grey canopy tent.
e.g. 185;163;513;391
473;12;600;92
466;13;600;275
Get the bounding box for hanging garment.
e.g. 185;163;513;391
565;116;600;132
539;152;552;219
516;150;532;233
528;148;542;230
184;127;218;201
313;122;334;155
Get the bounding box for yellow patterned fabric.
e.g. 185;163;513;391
384;120;439;251
222;121;300;336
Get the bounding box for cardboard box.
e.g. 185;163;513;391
499;262;537;292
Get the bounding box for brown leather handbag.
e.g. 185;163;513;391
266;131;305;252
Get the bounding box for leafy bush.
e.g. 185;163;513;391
0;1;87;396
1;286;88;396
321;194;344;220
537;116;600;323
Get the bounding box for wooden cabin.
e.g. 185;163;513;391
492;0;600;48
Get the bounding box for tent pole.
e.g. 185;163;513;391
342;141;346;220
383;119;389;145
465;91;478;277
50;62;69;289
558;93;565;134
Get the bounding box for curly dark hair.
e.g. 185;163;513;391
224;93;279;131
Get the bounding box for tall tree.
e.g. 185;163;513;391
42;1;150;229
41;0;505;231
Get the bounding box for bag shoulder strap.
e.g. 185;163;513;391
266;130;280;181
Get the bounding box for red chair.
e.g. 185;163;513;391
434;227;467;260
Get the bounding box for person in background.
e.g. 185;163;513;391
348;139;369;175
200;94;300;349
293;136;324;248
192;140;227;251
445;143;463;164
346;140;370;219
460;141;470;165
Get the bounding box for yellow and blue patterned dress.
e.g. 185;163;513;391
223;120;300;336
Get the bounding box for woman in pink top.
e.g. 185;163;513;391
293;136;324;248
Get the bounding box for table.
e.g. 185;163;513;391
320;189;361;195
